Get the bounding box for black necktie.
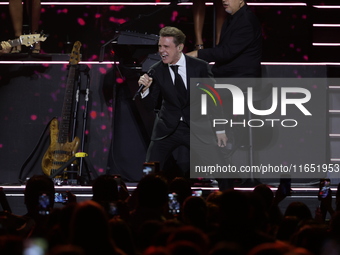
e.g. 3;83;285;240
170;65;187;106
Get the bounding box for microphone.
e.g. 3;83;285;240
133;69;155;100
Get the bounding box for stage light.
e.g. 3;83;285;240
313;43;340;46
0;1;309;6
313;24;340;27
313;5;340;9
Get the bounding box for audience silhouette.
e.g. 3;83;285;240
1;174;340;255
69;200;123;255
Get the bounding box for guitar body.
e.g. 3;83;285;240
42;118;80;176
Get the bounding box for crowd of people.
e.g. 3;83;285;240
0;174;340;255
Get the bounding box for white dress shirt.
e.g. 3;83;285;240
141;53;187;98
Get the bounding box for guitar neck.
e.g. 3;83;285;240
57;41;82;144
58;65;77;144
8;38;21;48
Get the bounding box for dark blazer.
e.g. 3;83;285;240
198;4;262;78
143;55;223;142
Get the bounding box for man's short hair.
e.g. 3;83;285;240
159;26;186;46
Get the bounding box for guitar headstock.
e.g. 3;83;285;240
69;41;82;65
19;33;47;46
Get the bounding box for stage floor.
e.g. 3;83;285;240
0;182;335;220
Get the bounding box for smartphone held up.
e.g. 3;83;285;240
318;178;331;200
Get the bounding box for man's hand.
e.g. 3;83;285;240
186;50;198;58
0;41;11;53
216;133;228;147
138;73;153;93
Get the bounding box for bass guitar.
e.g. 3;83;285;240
0;33;47;51
41;41;82;179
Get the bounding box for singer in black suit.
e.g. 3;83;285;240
138;26;233;191
186;0;262;78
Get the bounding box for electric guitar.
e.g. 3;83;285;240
0;33;48;51
41;41;82;178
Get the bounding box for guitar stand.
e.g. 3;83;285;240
49;152;96;185
51;64;98;185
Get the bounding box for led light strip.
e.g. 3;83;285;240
0;1;308;6
235;188;323;192
261;62;340;65
0;185;138;191
247;2;307;6
0;60;120;65
41;2;176;5
313;24;340;27
2;61;340;65
313;43;340;46
313;5;340;9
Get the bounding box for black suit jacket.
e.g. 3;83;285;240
198;4;262;78
143;55;224;142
